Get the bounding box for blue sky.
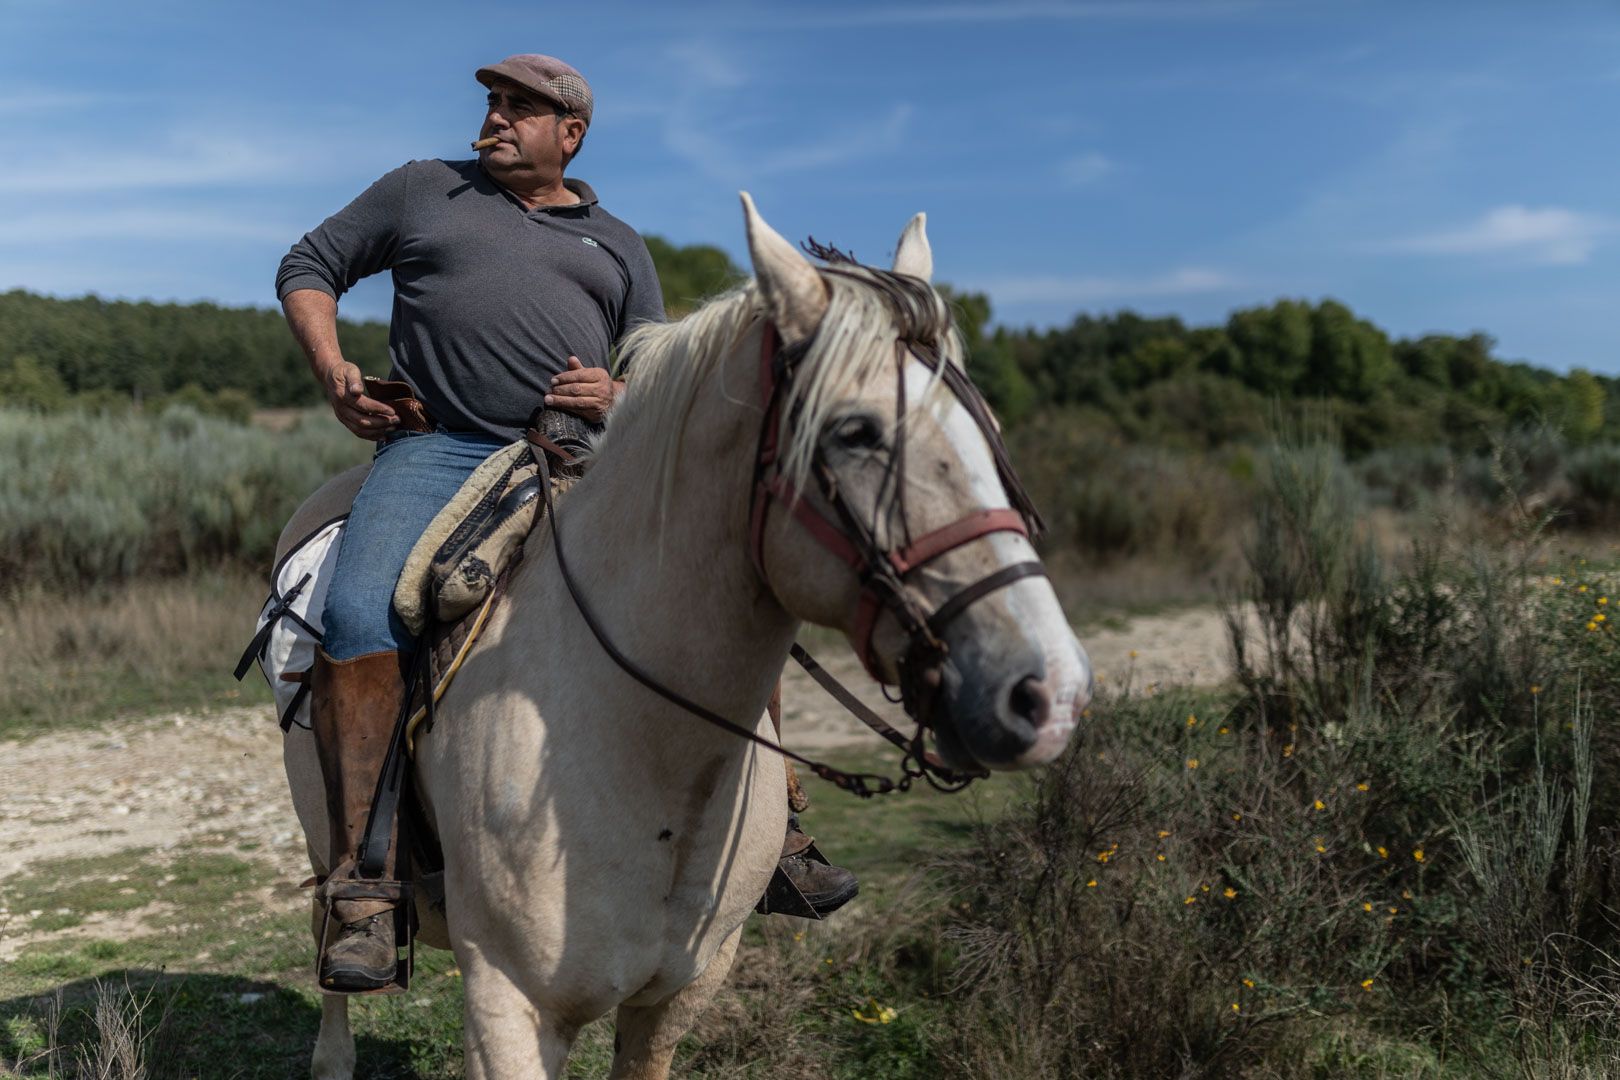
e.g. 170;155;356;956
2;0;1617;372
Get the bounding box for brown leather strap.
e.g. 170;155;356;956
888;509;1028;574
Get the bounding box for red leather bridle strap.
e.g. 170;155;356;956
748;320;1045;684
888;508;1028;575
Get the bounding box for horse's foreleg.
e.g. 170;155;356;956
609;926;743;1080
460;949;576;1079
308;900;355;1080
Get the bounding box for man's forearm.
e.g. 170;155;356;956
281;289;346;381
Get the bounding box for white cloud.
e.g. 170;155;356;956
0;208;295;245
664;103;913;183
975;267;1240;305
769;1;1262;28
1057;151;1114;187
0;131;308;193
1382;204;1614;266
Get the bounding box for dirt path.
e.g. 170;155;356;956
0;607;1238;958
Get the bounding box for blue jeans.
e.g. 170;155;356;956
320;430;510;660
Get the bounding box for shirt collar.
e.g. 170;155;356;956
478;162;598;213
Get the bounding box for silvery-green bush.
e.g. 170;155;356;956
0;406;366;591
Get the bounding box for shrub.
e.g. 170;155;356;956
0;407;366;592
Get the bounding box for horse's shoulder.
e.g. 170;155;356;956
275;462;371;565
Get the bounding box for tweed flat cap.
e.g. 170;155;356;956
476;54;594;126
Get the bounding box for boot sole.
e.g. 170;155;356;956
805;879;859;917
320;963;398;993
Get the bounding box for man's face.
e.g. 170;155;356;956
478;79;586;181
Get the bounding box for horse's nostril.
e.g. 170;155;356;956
1007;675;1051;730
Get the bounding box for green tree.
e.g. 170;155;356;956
1303;299;1394;401
1561;368;1605;444
1226;300;1313;394
643;236;745;316
0;353;69;411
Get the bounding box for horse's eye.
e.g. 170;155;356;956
829;415;885;452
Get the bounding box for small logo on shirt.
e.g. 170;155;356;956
581;237;599;247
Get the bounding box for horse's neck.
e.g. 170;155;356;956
506;358;796;736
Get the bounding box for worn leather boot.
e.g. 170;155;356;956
768;681;859;916
311;648;407;992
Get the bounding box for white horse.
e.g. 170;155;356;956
277;196;1092;1079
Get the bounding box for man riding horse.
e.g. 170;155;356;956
275;54;857;994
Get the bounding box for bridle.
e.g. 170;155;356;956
542;264;1049;796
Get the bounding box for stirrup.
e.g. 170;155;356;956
316;878;416;995
754;840;832;920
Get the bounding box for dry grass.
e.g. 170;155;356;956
0;572;272;739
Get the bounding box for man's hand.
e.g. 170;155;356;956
322;359;398;440
546;356;621;424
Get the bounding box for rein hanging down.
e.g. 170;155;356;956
543;253;1049;797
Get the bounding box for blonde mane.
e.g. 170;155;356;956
605;265;964;516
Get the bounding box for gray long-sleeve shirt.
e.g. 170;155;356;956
277;159;664;441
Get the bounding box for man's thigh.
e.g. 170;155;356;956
322;431;509;659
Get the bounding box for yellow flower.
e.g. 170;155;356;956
1242;978;1255;988
1588;621;1599;632
1388;906;1398;915
1086;879;1098;888
1231;1002;1240;1013
1184;896;1197;905
1377;846;1388;859
1363;902;1373;912
1552;577;1563;585
1187;714;1198;727
1600;596;1609;606
1232;812;1243;821
1530;685;1542;696
1186;758;1200;770
1283;744;1295;758
1314;799;1326;811
1361;978;1375;991
1202;884;1210;892
1314;839;1327;854
1224;887;1238;899
851;999;897;1025
1157;853;1167;862
1413;849;1425;863
1598;613;1607;623
1219;726;1230;735
1579;585;1589;593
1158;829;1172;839
1355;782;1370;792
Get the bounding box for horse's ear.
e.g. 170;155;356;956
892;212;933;282
740;192;828;346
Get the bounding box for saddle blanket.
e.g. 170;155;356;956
237;438;567;741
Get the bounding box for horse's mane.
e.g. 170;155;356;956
605;262;963;518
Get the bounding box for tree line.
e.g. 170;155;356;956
1;239;1612;454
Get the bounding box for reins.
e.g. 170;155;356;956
533;264;1048;798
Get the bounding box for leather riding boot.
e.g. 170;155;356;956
769;681;859;916
311;648;407;992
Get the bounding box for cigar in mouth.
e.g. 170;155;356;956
471;137;501;150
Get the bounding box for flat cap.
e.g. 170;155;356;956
476;54;593;126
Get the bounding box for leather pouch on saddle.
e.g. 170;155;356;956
364;376;434;433
392;407;602;636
